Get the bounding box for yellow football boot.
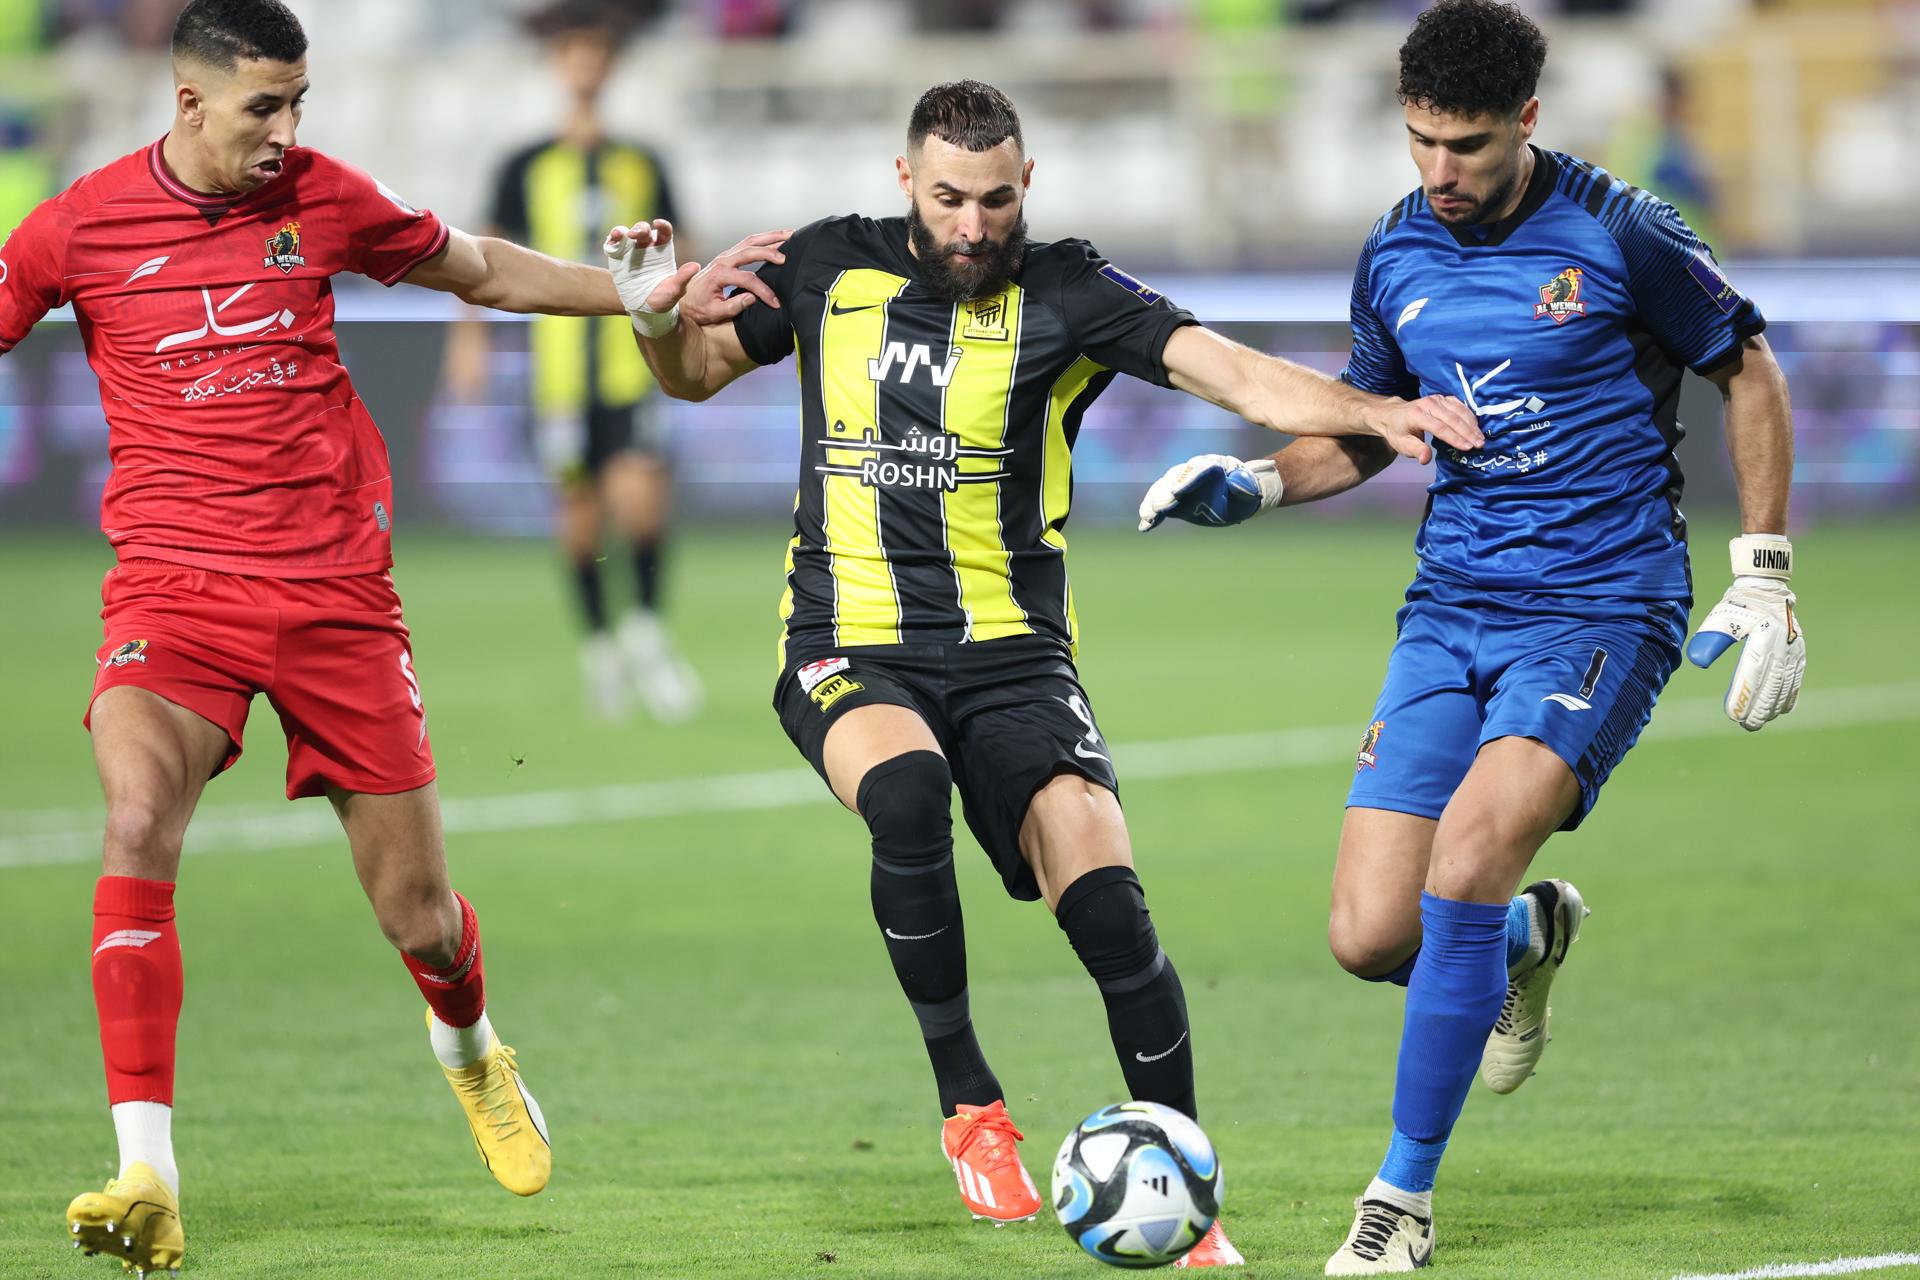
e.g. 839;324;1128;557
65;1161;183;1277
431;1010;551;1196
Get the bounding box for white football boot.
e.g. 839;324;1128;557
581;632;632;720
1325;1198;1434;1275
616;610;703;724
1480;878;1589;1095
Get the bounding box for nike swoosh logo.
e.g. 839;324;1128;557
1073;741;1109;762
1135;1029;1187;1063
829;301;878;315
884;925;949;941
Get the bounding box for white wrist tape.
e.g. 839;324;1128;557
1244;457;1286;510
629;305;679;339
1729;534;1792;581
604;225;681;338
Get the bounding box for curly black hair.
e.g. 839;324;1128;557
1398;0;1548;120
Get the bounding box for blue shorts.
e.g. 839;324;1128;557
1346;582;1687;831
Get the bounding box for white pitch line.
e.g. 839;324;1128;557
1672;1252;1920;1280
2;681;1916;870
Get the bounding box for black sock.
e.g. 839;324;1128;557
633;538;662;613
1057;866;1198;1120
571;556;607;632
922;1025;1001;1118
860;751;1001;1117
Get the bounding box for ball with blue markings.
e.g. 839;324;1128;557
1051;1101;1221;1268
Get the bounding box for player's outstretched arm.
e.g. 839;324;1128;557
1687;335;1805;730
1137;437;1395;531
605;220;788;402
403;226;625;315
1160;325;1482;463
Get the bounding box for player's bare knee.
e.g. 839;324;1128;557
1424;843;1521;904
377;889;461;966
100;797;184;873
1429;812;1541;901
1327;913;1416;978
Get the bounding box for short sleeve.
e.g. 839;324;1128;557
334;160;452;287
1338;226;1419;400
0;196;71;353
1052;241;1195;386
1614;196;1764;375
732;219;820;368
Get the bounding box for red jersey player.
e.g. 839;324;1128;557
0;2;780;1274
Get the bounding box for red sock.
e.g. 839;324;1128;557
91;876;183;1106
402;891;486;1028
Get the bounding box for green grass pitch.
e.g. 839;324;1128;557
4;517;1917;1278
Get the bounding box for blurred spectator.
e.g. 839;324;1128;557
706;0;790;38
1611;64;1719;244
911;0;1010;31
1;0;53;238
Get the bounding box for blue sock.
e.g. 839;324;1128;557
1504;896;1533;971
1358;896;1527;991
1378;1127;1447;1197
1376;893;1509;1194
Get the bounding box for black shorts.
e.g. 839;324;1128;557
536;400;668;481
773;635;1121;902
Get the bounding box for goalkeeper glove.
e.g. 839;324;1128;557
1685;534;1806;731
1137;454;1285;532
603;222;681;338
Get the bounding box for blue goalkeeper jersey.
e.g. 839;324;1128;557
1340;147;1765;603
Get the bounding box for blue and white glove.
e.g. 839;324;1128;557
1686;534;1805;731
1137;454;1285;532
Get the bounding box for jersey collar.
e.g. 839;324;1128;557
1436;145;1557;249
879;216;927;283
147;136;255;215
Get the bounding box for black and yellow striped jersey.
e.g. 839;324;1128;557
734;214;1196;662
489;137;677;415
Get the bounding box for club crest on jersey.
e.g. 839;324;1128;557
1533;266;1587;324
962;295;1010;341
106;639;150;667
1356;719;1384;771
263;221;306;274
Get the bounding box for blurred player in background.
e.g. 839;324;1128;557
444;0;700;721
604;80;1482;1268
0;0;747;1270
1139;2;1804;1272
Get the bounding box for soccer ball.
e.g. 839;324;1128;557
1051;1101;1221;1268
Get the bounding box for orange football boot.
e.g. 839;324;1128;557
939;1100;1042;1224
1175;1219;1246;1268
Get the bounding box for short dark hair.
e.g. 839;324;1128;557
1397;0;1548;120
172;0;308;71
908;80;1023;154
524;0;635;44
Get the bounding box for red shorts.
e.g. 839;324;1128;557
87;560;436;799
